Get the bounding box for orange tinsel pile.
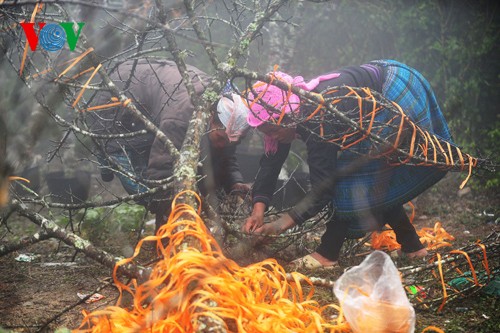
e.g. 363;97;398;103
371;221;455;252
76;192;349;332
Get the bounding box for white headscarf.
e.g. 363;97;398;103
217;93;251;142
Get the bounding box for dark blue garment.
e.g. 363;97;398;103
111;152;149;195
333;60;452;223
98;149;150;207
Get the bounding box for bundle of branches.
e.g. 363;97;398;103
234;71;494;189
398;231;499;312
76;191;350;333
211;189;332;263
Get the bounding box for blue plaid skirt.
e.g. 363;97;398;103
333;60;453;225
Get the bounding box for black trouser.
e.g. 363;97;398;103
146;197;172;233
316;205;424;261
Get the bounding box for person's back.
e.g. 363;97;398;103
88;59;211;181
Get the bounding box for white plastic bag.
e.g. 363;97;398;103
333;250;415;333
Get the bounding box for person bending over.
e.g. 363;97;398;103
242;60;457;268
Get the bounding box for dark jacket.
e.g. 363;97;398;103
88;59;243;190
251;65;382;224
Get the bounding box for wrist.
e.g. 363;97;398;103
252;202;266;216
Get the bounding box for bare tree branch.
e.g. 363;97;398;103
0;229;51;256
12;199;151;281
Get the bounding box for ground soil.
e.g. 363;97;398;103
0;173;498;332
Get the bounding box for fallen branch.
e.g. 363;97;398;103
12;199;151;281
0;229;51;256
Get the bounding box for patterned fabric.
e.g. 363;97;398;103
372;59;452;141
112;153;149;195
99;150;150;208
333;60;452;224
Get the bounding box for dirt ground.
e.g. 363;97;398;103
0;172;498;332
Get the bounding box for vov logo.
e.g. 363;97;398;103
20;22;85;51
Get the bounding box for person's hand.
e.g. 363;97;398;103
243;213;264;233
252;214;297;236
242;202;266;233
